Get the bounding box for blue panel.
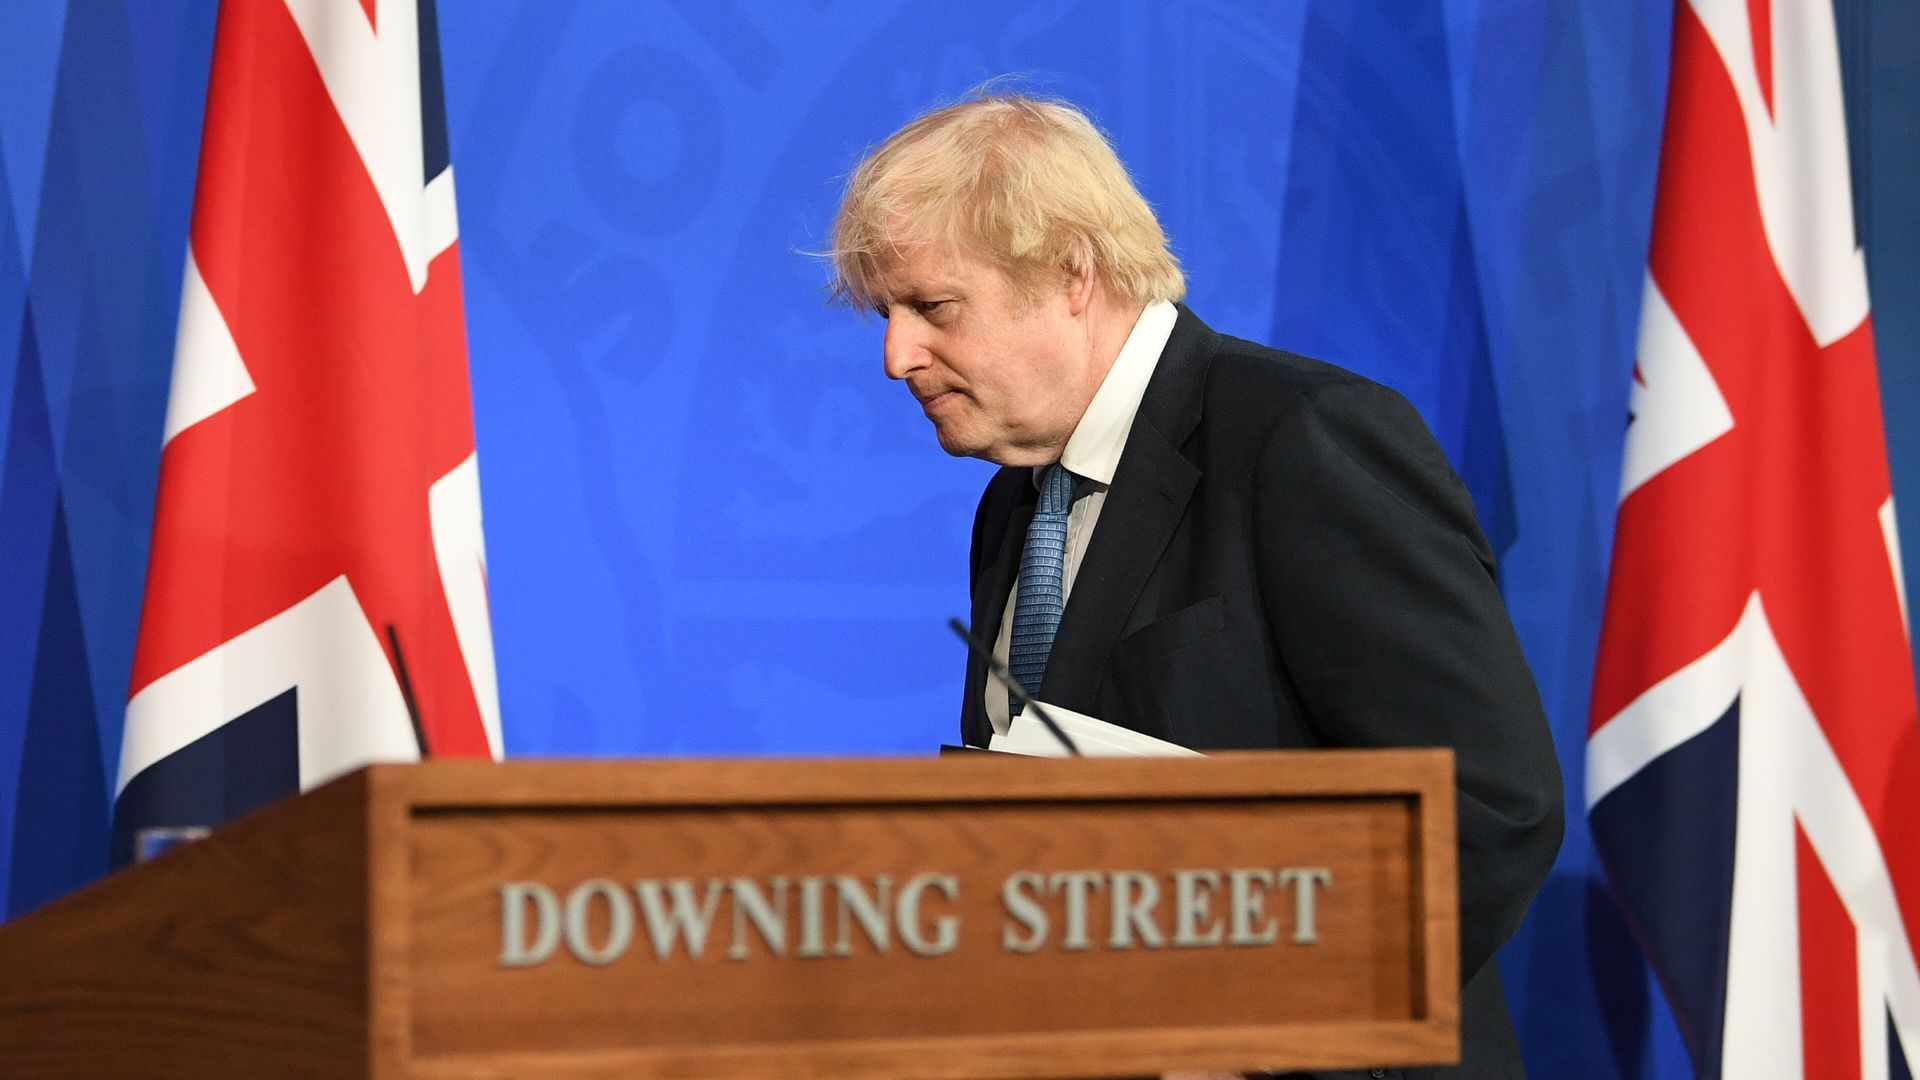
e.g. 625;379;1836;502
21;0;213;787
0;131;19;441
4;498;105;918
1273;0;1513;553
0;305;53;916
0;0;66;257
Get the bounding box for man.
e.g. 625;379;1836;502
829;93;1563;1080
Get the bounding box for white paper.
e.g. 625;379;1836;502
987;701;1202;758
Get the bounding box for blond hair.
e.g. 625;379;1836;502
828;92;1184;311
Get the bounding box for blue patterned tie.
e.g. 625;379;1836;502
1008;463;1076;716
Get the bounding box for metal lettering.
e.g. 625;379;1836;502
563;879;634;966
633;878;723;960
833;874;891;956
727;876;787;960
1279;867;1333;945
896;873;960;956
1172;868;1224;947
1049;870;1105;951
795;876;828;958
1107;870;1165;950
1227;867;1279;945
497;881;562;968
1001;871;1049;953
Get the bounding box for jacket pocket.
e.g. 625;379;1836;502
1105;595;1291;750
1110;595;1229;671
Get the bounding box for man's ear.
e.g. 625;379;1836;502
1065;263;1097;317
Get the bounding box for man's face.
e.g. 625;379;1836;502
879;244;1096;467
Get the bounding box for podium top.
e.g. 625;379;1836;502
378;747;1449;803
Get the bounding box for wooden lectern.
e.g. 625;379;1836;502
0;752;1458;1078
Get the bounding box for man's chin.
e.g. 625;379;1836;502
930;423;983;460
930;424;1037;466
936;435;1017;465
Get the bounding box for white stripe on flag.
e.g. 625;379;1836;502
162;250;256;446
119;576;419;797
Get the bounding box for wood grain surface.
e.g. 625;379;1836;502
0;770;375;1079
0;751;1457;1079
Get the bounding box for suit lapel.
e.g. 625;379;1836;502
962;469;1034;747
1042;307;1213;714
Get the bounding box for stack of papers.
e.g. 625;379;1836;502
988;702;1203;758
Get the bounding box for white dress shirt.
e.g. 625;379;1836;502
984;300;1179;734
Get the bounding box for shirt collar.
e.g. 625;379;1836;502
1047;300;1178;487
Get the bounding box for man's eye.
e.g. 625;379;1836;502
913;299;950;316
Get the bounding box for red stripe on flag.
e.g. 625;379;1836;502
1591;1;1775;728
1748;0;1774;119
1589;438;1752;726
1799;822;1861;1080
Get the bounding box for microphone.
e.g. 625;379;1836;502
946;617;1081;757
386;624;432;760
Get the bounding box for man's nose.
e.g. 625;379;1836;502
882;316;927;381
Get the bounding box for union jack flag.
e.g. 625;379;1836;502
1588;1;1920;1076
113;0;501;863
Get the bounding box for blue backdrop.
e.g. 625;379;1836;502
3;2;1919;1077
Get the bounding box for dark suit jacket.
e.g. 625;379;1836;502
962;307;1563;1080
